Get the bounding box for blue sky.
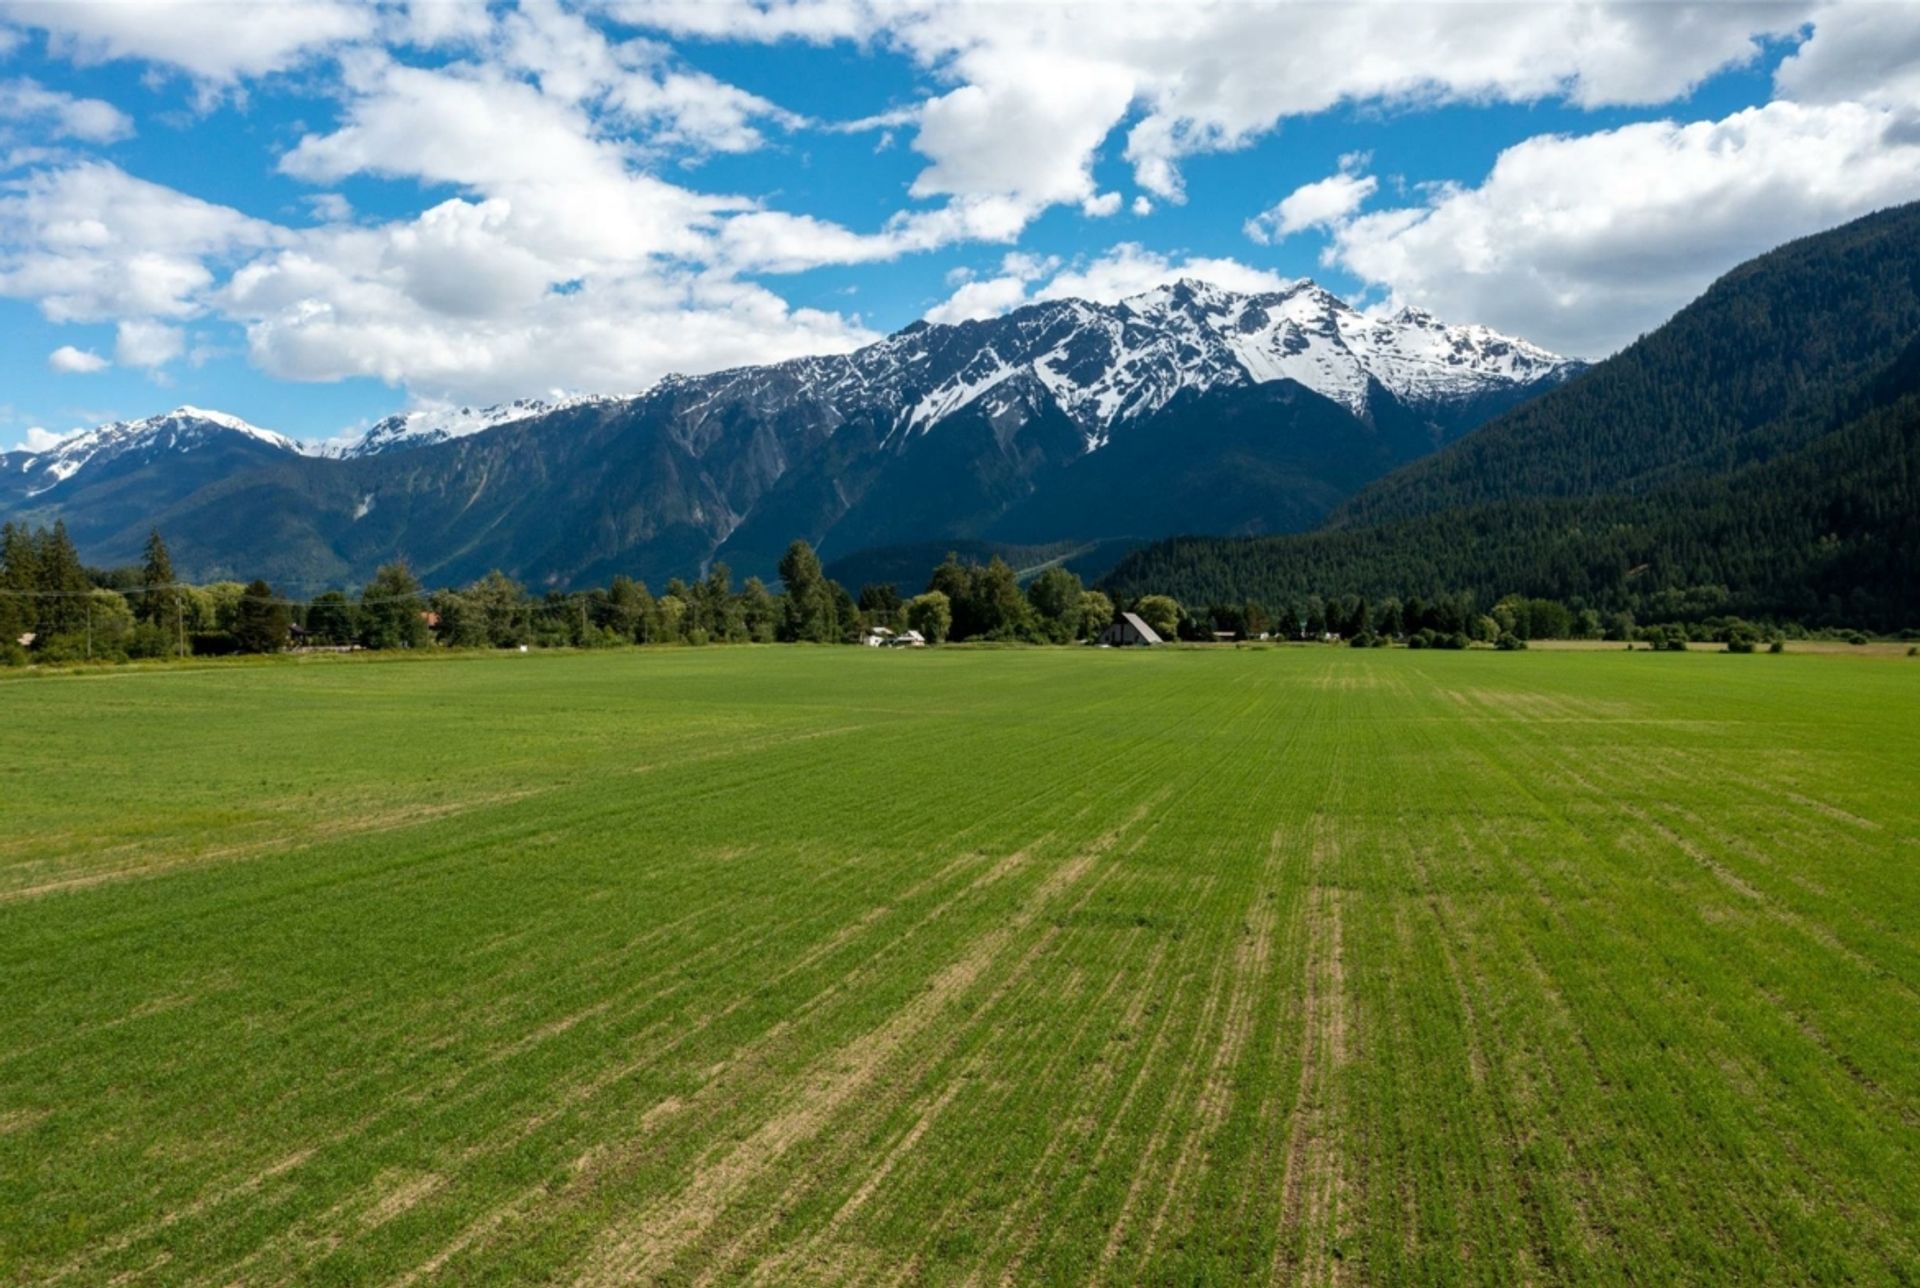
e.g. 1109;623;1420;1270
2;0;1918;447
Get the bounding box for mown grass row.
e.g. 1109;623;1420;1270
1;647;1915;1283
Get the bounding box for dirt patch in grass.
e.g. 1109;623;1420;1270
1132;886;1278;1267
1446;688;1636;722
1309;666;1409;694
573;861;1100;1283
568;803;1169;1284
1617;802;1895;990
1275;819;1351;1283
0;1107;50;1135
42;1147;317;1286
363;1172;447;1230
1771;787;1884;833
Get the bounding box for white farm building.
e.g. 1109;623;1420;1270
1099;612;1163;647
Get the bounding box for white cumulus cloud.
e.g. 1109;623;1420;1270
1035;244;1295;304
0;0;377;82
1320;98;1920;358
0;161;280;323
228;261;877;405
0;77;133;142
1246;158;1378;244
621;0;1819;214
115;318;185;368
18;424;79;452
0;19;892;410
923;274;1031;324
908;48;1135;216
1774;2;1920;109
47;343;107;373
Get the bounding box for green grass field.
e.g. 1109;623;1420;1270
3;647;1917;1284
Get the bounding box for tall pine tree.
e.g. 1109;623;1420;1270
0;523;37;643
139;530;177;625
36;522;91;637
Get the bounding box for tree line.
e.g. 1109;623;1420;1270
4;523;1892;669
1;530;1104;662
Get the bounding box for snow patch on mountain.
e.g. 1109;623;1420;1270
5;281;1575;496
10;407;304;497
663;277;1579;454
326;395;625;458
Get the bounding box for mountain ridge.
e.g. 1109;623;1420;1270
1;280;1581;588
9;278;1576;469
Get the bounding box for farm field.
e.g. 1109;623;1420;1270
2;647;1917;1284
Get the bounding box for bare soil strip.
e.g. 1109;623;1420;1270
1273;816;1350;1284
382;849;1018;1288
391;804;1157;1287
43;1148;316;1286
568;799;1167;1284
1615;801;1895;987
1137;886;1278;1266
968;938;1174;1285
1092;897;1235;1275
571;850;1103;1284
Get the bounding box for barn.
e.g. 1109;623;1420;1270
1099;611;1163;647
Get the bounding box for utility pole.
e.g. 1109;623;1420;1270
85;597;92;661
176;589;186;659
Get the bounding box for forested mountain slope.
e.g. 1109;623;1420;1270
1103;204;1920;628
1331;203;1920;528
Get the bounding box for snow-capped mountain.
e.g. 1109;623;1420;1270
306;278;1571;462
630;278;1577;455
327;395;625;458
1;281;1579;587
11;280;1570;476
4;407;304;499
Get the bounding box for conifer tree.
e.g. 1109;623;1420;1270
36;521;91;636
139;530;177;626
0;523;36;643
232;579;290;653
